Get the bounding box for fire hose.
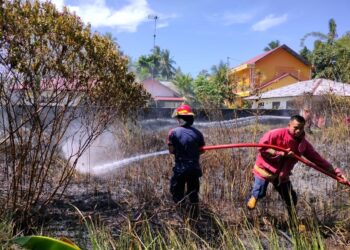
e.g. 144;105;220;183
201;143;350;187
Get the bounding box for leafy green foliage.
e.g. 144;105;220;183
193;75;221;107
264;40;280;51
169;61;236;108
0;0;150;116
192;61;235;108
300;18;350;82
14;236;80;250
299;46;312;63
173;73;194;101
135;46;176;80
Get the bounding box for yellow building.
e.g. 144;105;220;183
229;44;311;100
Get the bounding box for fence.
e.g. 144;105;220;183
138;108;297;121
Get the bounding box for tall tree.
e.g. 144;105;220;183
0;0;150;224
300;18;350;82
264;40;280;51
192;61;235;107
173;73;194;102
159;49;176;80
211;61;235;105
211;61;229;84
299;46;312;63
193;75;222;107
327;18;338;44
135;46;176;80
300;18;337;47
312;39;350;82
136;55;154;80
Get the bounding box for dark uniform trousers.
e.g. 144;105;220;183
170;160;202;204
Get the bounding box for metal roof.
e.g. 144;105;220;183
159;80;181;95
246;78;350;100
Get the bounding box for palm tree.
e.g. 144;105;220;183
136;55;153;80
264;40;280;51
173;73;193;99
301;19;350;82
300;18;337;47
327;18;337;44
159;49;176;80
211;61;229;84
134;46;176;80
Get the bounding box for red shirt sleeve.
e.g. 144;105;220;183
258;130;280;156
302;141;333;171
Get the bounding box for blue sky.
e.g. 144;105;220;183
47;0;349;77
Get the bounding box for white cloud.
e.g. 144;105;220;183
48;0;65;10
43;0;171;33
252;14;288;31
147;13;177;30
222;12;254;25
68;0;153;32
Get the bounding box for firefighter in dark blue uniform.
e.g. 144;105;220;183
167;104;205;217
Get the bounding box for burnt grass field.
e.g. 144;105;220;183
25;116;349;250
2;116;350;249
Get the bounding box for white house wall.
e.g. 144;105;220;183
251;97;293;109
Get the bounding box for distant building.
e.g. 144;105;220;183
245;78;350;109
142;78;184;108
229;44;311;104
12;78;89;106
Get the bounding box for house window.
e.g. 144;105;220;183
272;102;280;109
286;100;295;109
258;102;264;109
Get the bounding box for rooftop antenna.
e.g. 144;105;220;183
148;14;158;52
148;15;158;80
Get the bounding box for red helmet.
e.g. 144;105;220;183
172;104;194;117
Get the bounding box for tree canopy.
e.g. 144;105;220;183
300;18;350;83
175;61;235;108
1;0;150;116
0;0;150;221
264;40;280;51
135;46;176;80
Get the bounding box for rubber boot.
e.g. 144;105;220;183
298;224;306;233
247;196;257;210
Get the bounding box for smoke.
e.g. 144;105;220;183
61;122;119;173
62;115;290;176
61;122;167;175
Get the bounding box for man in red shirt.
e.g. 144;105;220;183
247;115;347;216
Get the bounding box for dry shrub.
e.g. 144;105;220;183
320;94;350;141
0;0;149;230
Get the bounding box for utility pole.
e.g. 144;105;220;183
148;15;158;79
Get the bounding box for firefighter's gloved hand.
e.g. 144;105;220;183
335;168;348;184
274;151;285;156
282;148;295;158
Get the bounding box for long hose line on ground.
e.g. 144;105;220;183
201;143;350;187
